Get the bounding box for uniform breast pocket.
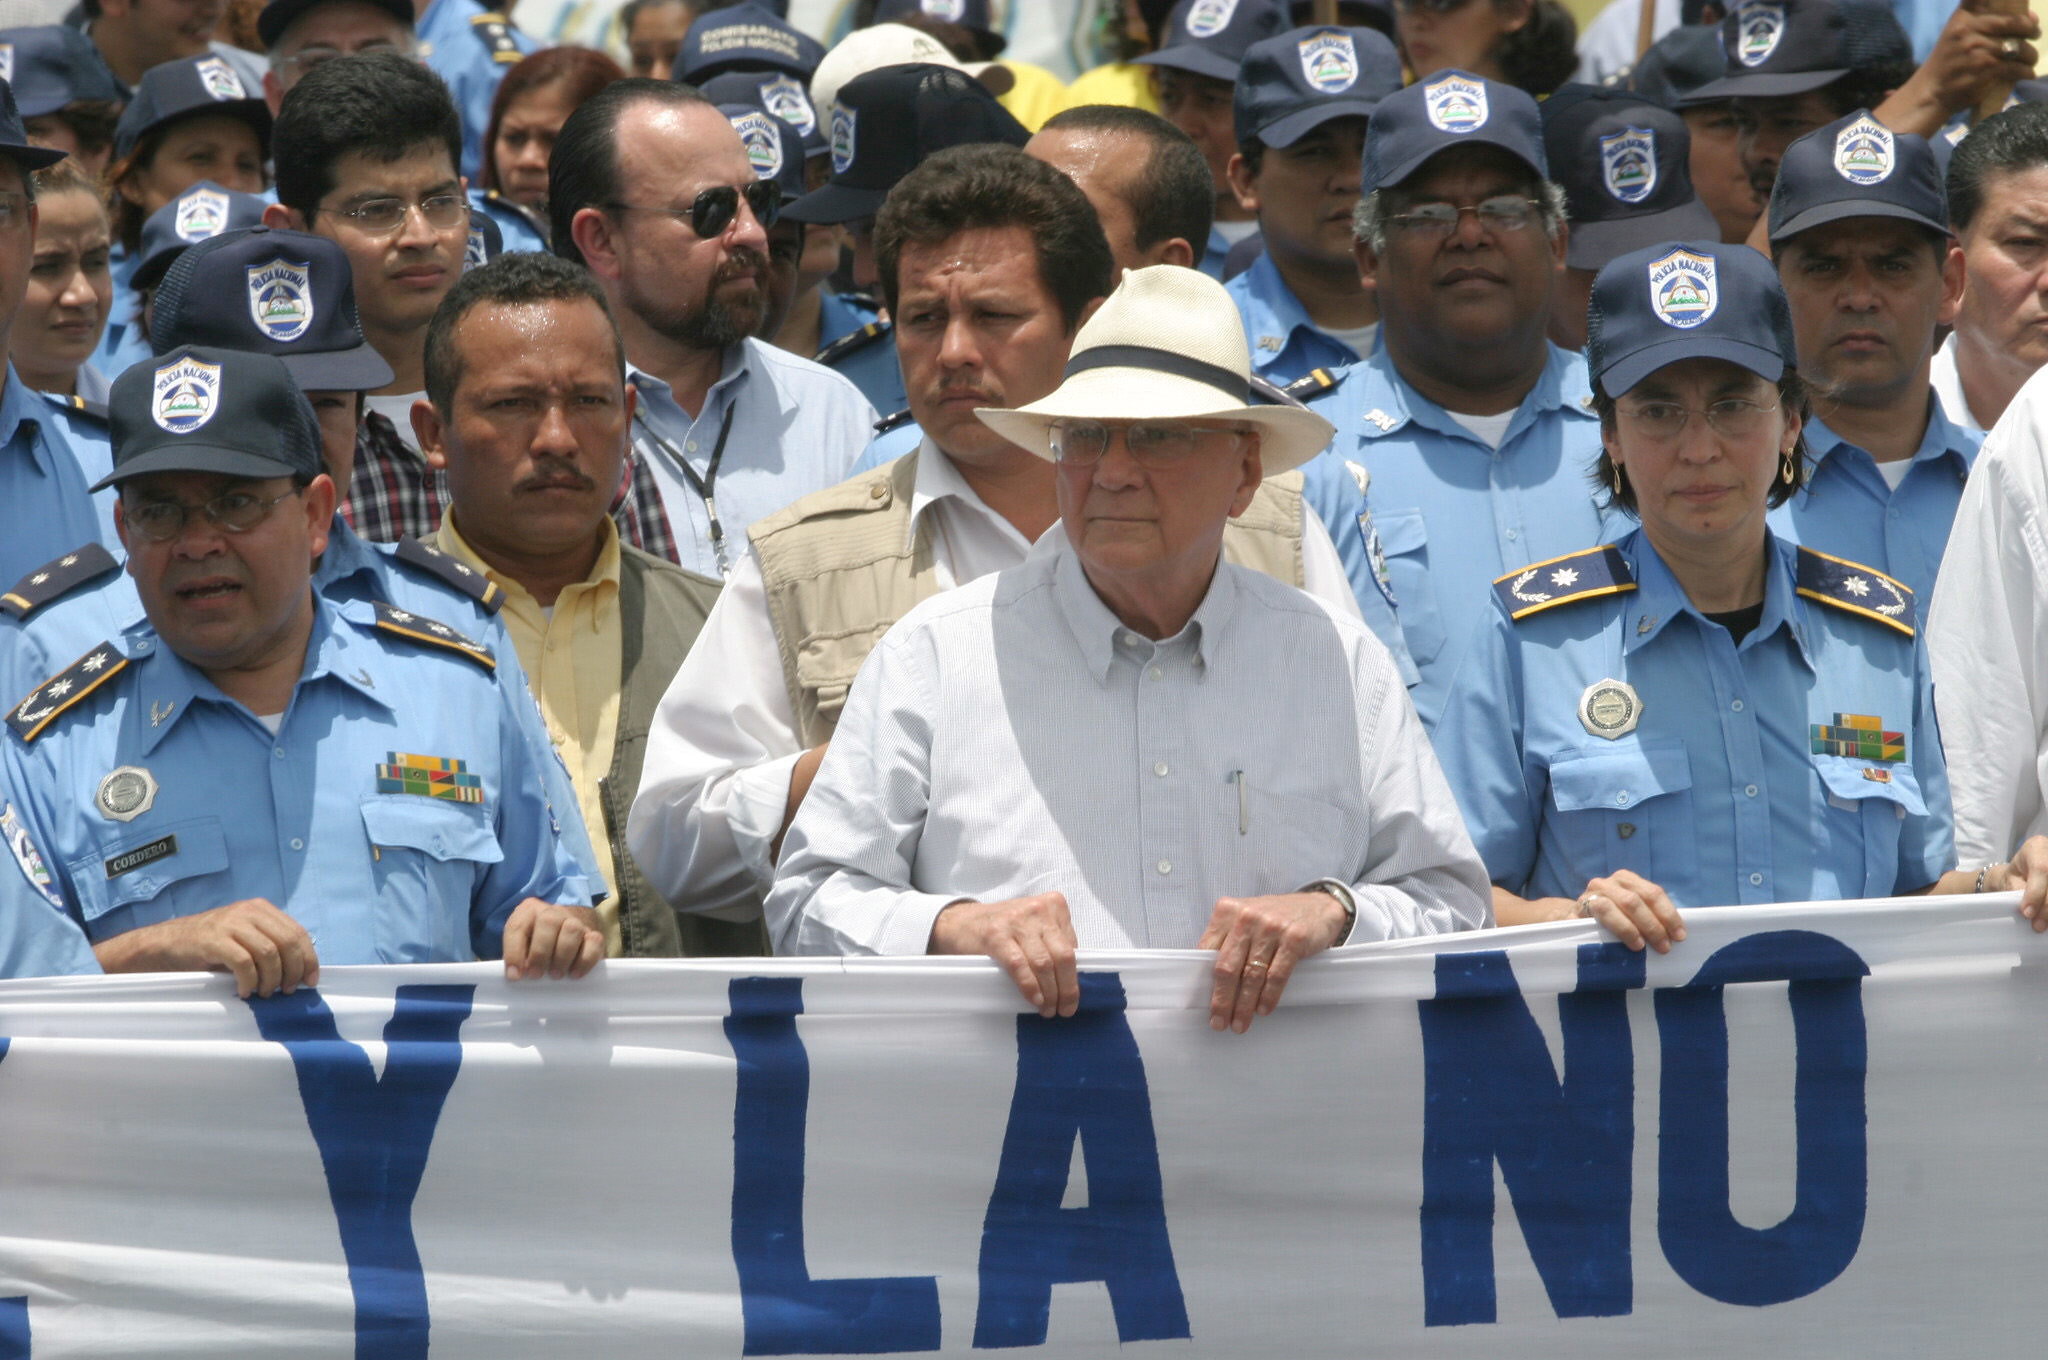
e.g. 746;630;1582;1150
361;797;504;963
1815;760;1926;896
67;817;232;937
1546;740;1694;886
1374;510;1443;666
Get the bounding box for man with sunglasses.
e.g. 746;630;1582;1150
0;346;605;994
1292;71;1628;733
767;265;1489;1032
551;80;877;581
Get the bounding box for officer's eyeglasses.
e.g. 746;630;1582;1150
607;181;782;238
1049;422;1247;469
1616;398;1781;443
327;193;470;235
1386;196;1544;239
124;488;302;541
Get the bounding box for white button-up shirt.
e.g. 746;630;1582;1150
628;442;1367;919
1930;363;2048;864
766;532;1491;956
629;339;877;578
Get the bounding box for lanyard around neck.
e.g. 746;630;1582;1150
634;396;739;575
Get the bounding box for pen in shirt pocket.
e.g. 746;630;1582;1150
1232;770;1247;835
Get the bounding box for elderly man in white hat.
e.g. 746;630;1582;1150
767;266;1490;1033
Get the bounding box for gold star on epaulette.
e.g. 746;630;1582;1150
370;601;496;672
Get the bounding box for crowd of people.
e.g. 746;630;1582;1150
5;0;2048;1030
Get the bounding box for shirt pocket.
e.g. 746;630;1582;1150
67;817;231;934
1226;779;1359;898
1546;740;1694;889
1374;510;1443;667
1814;759;1926;896
361;797;504;963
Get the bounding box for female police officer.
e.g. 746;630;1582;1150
1438;239;2048;951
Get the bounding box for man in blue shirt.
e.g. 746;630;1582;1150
415;0;535;182
1765;111;1977;605
0;75;108;586
1300;70;1625;730
1;346;604;996
1223;23;1400;384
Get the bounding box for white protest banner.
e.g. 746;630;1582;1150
0;895;2039;1356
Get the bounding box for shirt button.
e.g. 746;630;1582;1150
274;747;286;759
1749;871;1764;886
545;640;556;652
1615;791;1631;806
686;441;698;452
868;481;887;500
1617;822;1636;839
1505;528;1519;541
1730;699;1744;712
1153;762;1169;777
289;838;304;851
1745;784;1759;798
1147;666;1163;682
1156;859;1172;875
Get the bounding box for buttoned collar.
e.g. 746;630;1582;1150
433;509;621;625
1799;396;1979;487
1352;341;1595;448
130;594;389;755
628;344;754;437
904;437;1032;555
1048;532;1236;685
1621;528;1809;666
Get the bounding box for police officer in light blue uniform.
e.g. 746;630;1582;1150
468;186;547;254
1;227;606;907
417;0;536;183
1296;72;1629;730
1762;112;1980;605
0;346;605;994
1224;25;1401;385
1437;241;1957;951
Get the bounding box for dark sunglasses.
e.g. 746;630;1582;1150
607;180;782;237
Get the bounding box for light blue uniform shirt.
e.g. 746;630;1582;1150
850;415;924;473
1436;528;1952;907
0;520;604;893
0;367;110;588
817;290;880;351
1200;225;1231;281
628;340;878;577
1298;343;1627;728
0;596;593;962
1225;252;1366;386
468;189;548;254
88;245;149;386
418;0;537;182
37;394;115;546
1767;401;1979;606
818;327;905;417
0;803;104;977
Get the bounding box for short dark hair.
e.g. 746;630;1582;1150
874;142;1113;331
424;253;625;413
31;101;120;161
1949;102;2048;236
619;0;698;33
548;78;712;264
272;52;462;218
1593;369;1811;513
1039;104;1213;255
481;46;626;196
1496;0;1580;98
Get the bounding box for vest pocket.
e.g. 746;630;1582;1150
794;622;894;734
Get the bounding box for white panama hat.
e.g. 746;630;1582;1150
975;265;1337;475
809;23;1015;115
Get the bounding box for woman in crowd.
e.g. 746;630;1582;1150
475;46;625;253
14;160;112;402
1393;0;1578;97
97;53;271;379
1437;240;2048;952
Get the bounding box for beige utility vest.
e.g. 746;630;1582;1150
752;449;1307;746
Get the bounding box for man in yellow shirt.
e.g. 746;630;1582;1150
416;252;759;957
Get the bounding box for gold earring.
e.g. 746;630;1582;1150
1779;450;1798;486
1609;461;1625;496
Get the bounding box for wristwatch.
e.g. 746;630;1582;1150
1301;878;1359;946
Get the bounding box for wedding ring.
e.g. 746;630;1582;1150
2004;37;2024;58
1576;893;1607;918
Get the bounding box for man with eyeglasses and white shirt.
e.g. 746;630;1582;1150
551;79;876;579
768;265;1489;1033
1290;71;1627;732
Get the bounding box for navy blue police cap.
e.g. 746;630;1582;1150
1136;0;1290;83
1690;0;1911;102
0;73;64;171
678;1;825;84
1361;69;1546;197
98;345;325;489
1768;110;1947;243
699;68;825;158
256;0;412;48
1543;85;1717;272
0;26;120;118
151;227;395;393
1628;23;1728;109
1588;239;1797;397
113;53;271;163
1235;26;1402;149
132;181;270;291
721;101;806;199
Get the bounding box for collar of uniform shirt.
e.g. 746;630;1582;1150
0;365;50;469
1622;529;1805;662
432;510;621;631
1045;532;1238;685
1359;339;1594;444
1801;399;1978;479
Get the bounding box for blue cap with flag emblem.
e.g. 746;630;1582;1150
1587;239;1796;397
1234;25;1401;149
1767;109;1947;243
1361;69;1545;196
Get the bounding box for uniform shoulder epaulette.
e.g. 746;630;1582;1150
1283;368;1341;402
370;601;497;671
816;320;891;367
390;536;504;614
40;390;107;423
6;639;127;743
1492;545;1636;621
2;543;119;619
470;12;524;62
1794;546;1915;637
479;188;548;234
837;290;881;312
873;407;916;434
